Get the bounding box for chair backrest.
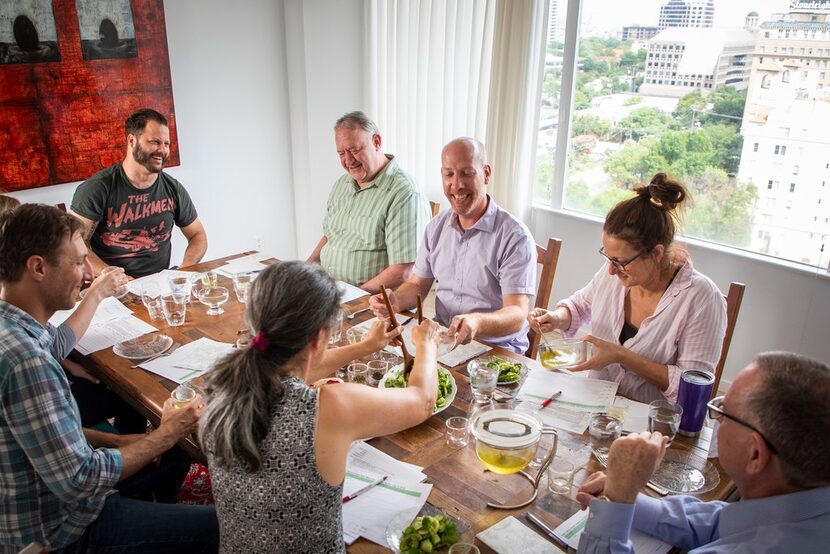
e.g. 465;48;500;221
712;282;745;398
526;237;563;359
429;201;440;218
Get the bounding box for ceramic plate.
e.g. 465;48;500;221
378;365;457;414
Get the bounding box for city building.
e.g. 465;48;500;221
738;4;830;266
658;0;714;30
622;25;660;42
640;27;755;97
547;0;559;44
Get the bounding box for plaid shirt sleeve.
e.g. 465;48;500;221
1;352;122;503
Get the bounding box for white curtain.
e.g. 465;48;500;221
366;0;496;205
485;0;550;223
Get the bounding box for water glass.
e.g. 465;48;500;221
547;458;576;494
589;412;622;455
445;416;470;448
366;360;389;386
171;383;196;408
328;312;344;345
161;293;187;327
347;362;369;384
200;270;218;288
232;272;255;304
648;400;683;445
346;326;368;345
167;275;192;303
141;283;164;321
608;396;630;421
448;544;479;554
468;359;498;403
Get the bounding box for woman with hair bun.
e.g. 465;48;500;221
199;261;440;553
529;173;726;404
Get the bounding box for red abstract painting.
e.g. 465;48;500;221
0;0;178;191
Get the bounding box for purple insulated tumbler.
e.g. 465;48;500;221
677;369;715;437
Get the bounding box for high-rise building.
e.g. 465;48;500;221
639;27;755;98
622;25;660;41
738;5;830;266
658;0;714;30
547;0;559;44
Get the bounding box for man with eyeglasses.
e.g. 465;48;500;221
308;111;430;293
574;352;830;552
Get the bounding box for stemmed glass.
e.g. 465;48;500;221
196;286;230;316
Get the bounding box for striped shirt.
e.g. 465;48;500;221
558;260;726;404
321;156;430;286
0;301;122;553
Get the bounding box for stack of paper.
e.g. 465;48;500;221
517;370;618;434
553;508;671;553
620;398;651;434
48;297;157;356
127;269;199;296
139;337;234;383
216;253;272;277
342;441;431;546
338;281;369;303
477;516;565;553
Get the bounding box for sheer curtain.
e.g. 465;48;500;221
366;0;495;205
366;0;548;221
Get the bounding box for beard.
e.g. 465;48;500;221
132;142;167;173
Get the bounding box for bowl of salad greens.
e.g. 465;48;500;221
379;364;457;414
385;504;472;553
480;356;526;385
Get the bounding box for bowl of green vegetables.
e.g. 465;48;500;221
385;504;472;553
379;365;457;414
481;356;526;385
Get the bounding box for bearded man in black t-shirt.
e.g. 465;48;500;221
71;109;208;278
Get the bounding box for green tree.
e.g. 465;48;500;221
653;130;714;176
673;90;706;122
603;139;659;186
701;124;744;174
618;108;675;140
572;114;612;139
703;86;746;127
534;157;555;203
684;168;757;246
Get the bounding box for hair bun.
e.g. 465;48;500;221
645;172;686;212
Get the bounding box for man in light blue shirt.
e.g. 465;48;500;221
575;351;830;553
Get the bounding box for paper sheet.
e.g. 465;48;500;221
127;269;199;296
553;508;671;553
621;398;651;434
140;337;234;383
75;316;158;355
337;281;369;303
518;368;618;412
49;296;133;328
347;441;426;483
216;253;271;277
477;516;565;553
341;469;432;547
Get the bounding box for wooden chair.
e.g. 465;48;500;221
429;201;441;218
712;282;746;398
525;237;563;359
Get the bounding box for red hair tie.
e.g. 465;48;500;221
250;330;269;352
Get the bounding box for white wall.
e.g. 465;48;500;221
7;0;298;264
531;207;830;388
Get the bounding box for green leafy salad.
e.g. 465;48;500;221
485;357;524;383
384;368;454;412
399;514;459;553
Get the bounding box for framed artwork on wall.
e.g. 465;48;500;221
0;0;178;191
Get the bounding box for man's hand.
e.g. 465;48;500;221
578;431;668;506
369;288;400;319
158;395;204;441
576;471;608;510
62;359;100;384
446;313;482;348
85;266;128;302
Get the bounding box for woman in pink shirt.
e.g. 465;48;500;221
529;173;726;403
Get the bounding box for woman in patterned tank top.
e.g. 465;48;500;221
199;261;440;553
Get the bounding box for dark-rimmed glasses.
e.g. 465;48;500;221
707;396;778;455
598;247;644;272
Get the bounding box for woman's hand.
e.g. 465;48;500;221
362;318;402;352
411;318;440;351
570;334;626;372
528;307;566;333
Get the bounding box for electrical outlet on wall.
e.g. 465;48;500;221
254;235;263;252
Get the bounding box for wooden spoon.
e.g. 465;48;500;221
379;286;415;377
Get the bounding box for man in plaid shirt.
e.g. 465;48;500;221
0;205;217;553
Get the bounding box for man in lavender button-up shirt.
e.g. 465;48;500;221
370;138;536;353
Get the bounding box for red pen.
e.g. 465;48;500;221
540;391;562;410
342;475;388;503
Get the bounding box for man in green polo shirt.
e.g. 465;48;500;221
308;111;430;293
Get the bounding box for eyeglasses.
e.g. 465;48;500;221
598;247;644;272
706;396;778;455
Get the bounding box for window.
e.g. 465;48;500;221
533;0;830;268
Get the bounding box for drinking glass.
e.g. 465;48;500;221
648;400;683;445
346;326;368;345
467;359;498;403
328;312;344;346
445;416;470;448
196;286;230;316
547;458;576;494
232;272;255;304
589;412;622;455
448;545;479;554
200;270;218;288
167;274;192;304
171;383;196;408
347;362;368;384
366;360;389;386
608;396;630;421
141;283;165;321
161;293;187;327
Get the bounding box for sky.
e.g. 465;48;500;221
575;0;793;33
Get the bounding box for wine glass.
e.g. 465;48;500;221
196;286;230;316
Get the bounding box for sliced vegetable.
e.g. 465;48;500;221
485;357;524;383
400;514;460;553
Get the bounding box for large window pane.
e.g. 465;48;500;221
534;0;565;204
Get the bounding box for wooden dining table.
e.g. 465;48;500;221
78;253;737;553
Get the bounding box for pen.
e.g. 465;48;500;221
540;390;562;410
524;512;570;551
342;475;388;503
